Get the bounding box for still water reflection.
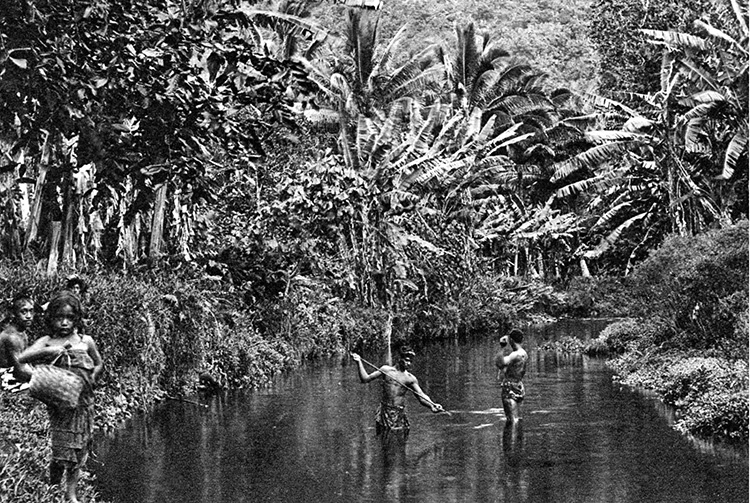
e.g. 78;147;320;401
94;320;748;503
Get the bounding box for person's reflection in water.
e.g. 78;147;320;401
501;420;530;502
379;430;408;502
502;420;524;467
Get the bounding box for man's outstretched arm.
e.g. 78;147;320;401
409;380;444;413
351;353;382;383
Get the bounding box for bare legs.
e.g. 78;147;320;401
502;397;522;424
49;461;81;502
66;467;81;503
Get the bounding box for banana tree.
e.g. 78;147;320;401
546;0;748;274
0;0;320;270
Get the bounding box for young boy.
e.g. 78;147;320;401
0;294;35;390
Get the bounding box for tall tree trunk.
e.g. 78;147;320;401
61;184;76;266
580;256;592;278
25;148;51;249
384;311;393;365
149;183;168;258
47;221;62;276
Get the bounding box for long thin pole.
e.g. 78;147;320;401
356;355;449;415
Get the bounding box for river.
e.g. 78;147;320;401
93;319;749;503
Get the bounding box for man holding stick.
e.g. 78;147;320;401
351;345;444;437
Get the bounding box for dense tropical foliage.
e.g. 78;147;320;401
0;0;747;500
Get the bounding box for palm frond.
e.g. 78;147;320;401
591;200;634;231
355;117;376;164
375;24;409;75
584;130;650;144
368;118;396;169
677;57;720;91
679;90;727;107
640;29;708;50
595;212;649;254
730;0;749;38
694;19;748;54
622;116;655;133
551;141;635;182
238;8;330;45
684;116;710;153
584;93;638;116
455;22;479;90
469;68;500;109
383;64;444;102
682;102;717;121
660;50;677;95
546;121;584;144
554;175;611;198
721;130;749;179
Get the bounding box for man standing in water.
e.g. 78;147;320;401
351;345;444;438
495;328;528;424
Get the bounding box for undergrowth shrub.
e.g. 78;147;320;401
609;349;749;443
558;276;631;318
585;318;662;356
628;221;748;358
539;335;587;353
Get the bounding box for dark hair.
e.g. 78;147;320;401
399;345;416;357
11;293;33;313
65;275;87;293
2;293;34;326
45;290;83;331
508;328;524;344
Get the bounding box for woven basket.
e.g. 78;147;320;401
29;353;83;410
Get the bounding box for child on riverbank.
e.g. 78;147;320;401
18;290;103;503
0;293;35;390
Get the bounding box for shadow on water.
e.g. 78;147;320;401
93;319;748;503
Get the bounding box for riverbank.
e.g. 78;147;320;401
584;319;749;445
1;262;533;502
2;219;746;501
580;223;749;445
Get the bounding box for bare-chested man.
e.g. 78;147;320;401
0;294;35;389
495;328;528;424
351;345;443;437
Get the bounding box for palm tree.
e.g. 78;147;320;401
544;0;748;275
437;22;553;128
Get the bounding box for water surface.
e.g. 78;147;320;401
94;320;748;503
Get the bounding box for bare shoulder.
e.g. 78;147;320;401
379;364;396;374
0;325;19;340
402;371;418;385
81;334;98;346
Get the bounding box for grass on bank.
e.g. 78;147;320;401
0;260;527;502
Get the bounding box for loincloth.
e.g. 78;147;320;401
501;379;525;402
375;402;410;432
